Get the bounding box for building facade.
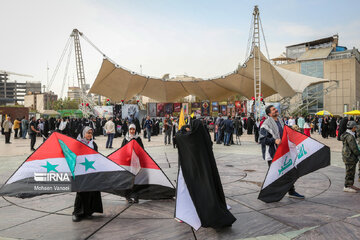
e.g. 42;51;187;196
24;92;58;111
270;35;360;116
67;86;81;102
0;73;41;105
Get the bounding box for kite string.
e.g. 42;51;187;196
191;227;198;240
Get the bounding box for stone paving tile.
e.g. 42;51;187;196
0;213;113;240
56;198;129;218
0;205;48;231
260;200;355;229
222;181;260;197
225;198;254;214
229;192;302;211
194;211;295;240
308;189;360;212
0;197;12;208
344;215;360;227
117;199;175;219
88;217;195;240
15;193;75;212
294;221;360;240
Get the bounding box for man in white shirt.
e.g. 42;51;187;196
104;117;115;148
288;116;296;127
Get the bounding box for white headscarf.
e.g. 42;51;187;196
125;124;139;141
77;126;95;149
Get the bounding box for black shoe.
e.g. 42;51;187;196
72;214;81;222
126;198;134;204
31;148;36;151
109;147;113;149
133;196;139;203
288;191;305;199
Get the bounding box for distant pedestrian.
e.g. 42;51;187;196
21;116;28;139
144;116;153;142
13;118;20;139
2;116;12;144
164;118;172;145
29;117;40;151
104;117;115;149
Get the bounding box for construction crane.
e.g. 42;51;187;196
47;28;146;117
0;70;33;78
71;29;95;117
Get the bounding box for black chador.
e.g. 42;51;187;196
175;120;236;229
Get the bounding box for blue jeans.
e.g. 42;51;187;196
22;128;27;139
224;132;231;145
146;128;151;141
106;133;114;148
216;130;222;144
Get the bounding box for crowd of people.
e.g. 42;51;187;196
2;113;360;150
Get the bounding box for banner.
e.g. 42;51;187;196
174;103;181;112
182;103;189;115
157;103;165;117
148;103;157;117
201;101;210;116
191;102;201;109
220;105;227;116
165;103;173;115
212;102;219;112
122;104;139;119
93;106;114;119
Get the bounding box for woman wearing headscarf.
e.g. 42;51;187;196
121;124;144;203
121;124;144;148
72;126;103;222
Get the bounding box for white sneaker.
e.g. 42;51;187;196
343;187;357;193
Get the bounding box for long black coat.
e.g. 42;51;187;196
176;120;236;228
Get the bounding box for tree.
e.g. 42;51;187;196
52;98;79;110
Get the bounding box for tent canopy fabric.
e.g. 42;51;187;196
89;47;329;102
344;110;360;115
316;110;333;116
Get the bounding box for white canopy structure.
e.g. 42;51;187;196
89;47;329;102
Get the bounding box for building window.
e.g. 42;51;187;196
300;61;324;114
300;61;324;78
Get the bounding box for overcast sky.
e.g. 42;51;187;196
1;0;360;98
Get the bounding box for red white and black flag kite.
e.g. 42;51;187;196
0;132;134;198
107;139;175;200
258;125;330;203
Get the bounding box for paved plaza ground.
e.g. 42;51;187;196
0;131;359;239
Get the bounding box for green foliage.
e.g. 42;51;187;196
52;98;79;110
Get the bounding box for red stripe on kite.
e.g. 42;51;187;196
285;125;308;146
108;140;160;170
27;132;97;162
272;126;290;162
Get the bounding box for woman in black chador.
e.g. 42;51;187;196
72;127;103;222
176;119;236;229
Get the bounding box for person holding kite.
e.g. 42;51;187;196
175;119;236;230
121;124;144;149
72;126;103;222
259;105;304;199
121;123;144;203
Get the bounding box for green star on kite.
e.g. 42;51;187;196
80;158;96;171
41;161;59;173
